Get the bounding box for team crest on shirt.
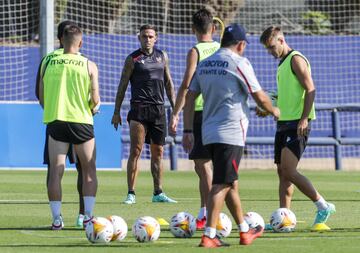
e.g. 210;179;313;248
156;57;162;63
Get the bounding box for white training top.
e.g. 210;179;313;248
190;48;262;146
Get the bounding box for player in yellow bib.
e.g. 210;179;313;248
35;21;86;228
39;24;100;230
169;8;220;229
260;26;335;230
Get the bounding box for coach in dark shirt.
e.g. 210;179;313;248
111;24;177;204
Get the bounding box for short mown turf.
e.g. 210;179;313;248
0;169;359;253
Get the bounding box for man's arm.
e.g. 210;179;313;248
111;55;134;130
88;60;100;114
38;71;44;109
292;55;315;136
252;90;279;119
182;89;200;154
169;48;198;135
162;51;176;109
35;58;45;101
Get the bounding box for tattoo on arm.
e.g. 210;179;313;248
163;51;176;109
114;56;133;114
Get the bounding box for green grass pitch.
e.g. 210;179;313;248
0;169;359;252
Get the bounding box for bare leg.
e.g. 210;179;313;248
277;163;294;208
150;143;164;192
74;138;97;197
194;159;212;208
280;147;320;202
127;121;146;191
47;136;69;201
206;184;230;229
75;159;84;214
225;181;245;225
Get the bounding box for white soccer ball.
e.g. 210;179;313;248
107;215;128;241
132;216;161;242
169;212;196;238
270;208;297;232
216;212;232;238
244;211;265;229
85;217;114;243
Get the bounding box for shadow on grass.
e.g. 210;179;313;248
0;227;81;231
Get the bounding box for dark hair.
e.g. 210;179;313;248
57;20;76;40
260;26;282;45
192;8;213;34
139;24;157;34
221;38;239;48
63;24;82;45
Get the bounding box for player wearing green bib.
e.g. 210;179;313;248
169;8;220;229
260;26;335;231
35;21;85;228
39;24;100;230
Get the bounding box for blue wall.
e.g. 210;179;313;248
0;35;359;166
0;103;122;168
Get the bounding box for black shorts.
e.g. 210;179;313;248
206;143;243;185
47;120;94;145
274;120;310;164
127;104;166;145
43;125;76;164
189;111;211;160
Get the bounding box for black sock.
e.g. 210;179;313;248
153;190;163;196
128;190;135;195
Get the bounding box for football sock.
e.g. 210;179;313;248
49;201;61;220
153;189;163;196
314;196;328;210
197;207;206;220
204;227;217;239
84;196;96;217
128;190;135;195
238;221;249;232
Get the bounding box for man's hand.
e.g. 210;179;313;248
297;118;309;136
111;114;122;130
169;113;179;136
91;101;101;115
272;107;280;120
255;106;270;117
182;133;194;154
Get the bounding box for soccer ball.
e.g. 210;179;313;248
85;217;114;243
107;215;128;241
169;212;196;238
132;216;161;242
244;211;265;229
216;212;232;238
270;208;297;232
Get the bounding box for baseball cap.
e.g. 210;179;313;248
222;23;249;44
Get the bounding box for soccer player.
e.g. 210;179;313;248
39;24;100;230
169;8;219;229
182;24;279;248
35;20;85;228
259;26;335;230
111;24;177;204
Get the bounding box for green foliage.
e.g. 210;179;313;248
302;11;332;34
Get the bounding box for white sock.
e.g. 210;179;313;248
49;201;61;220
314;197;328;210
197;207;206;220
84;196;96;217
204;227;217;238
238;221;249;232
